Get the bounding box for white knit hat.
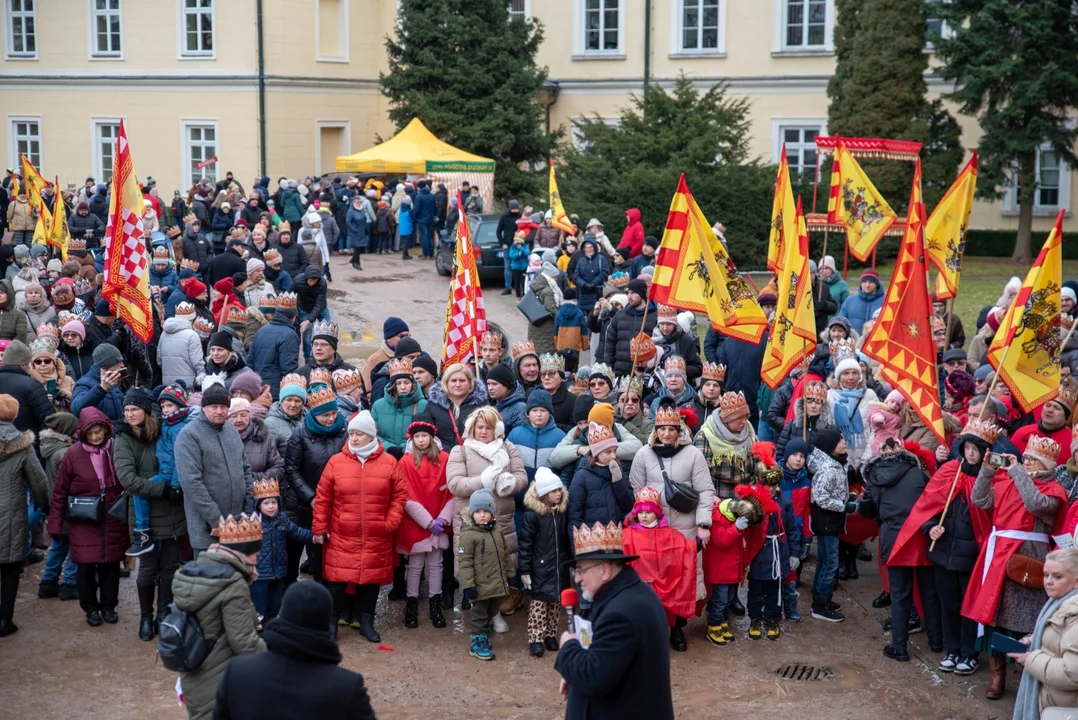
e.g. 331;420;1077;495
834;357;862;381
348;410;377;438
246;258;264;273
534;467;564;498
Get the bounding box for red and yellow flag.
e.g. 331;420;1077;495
20;152;48;212
651;174;767;343
926;151;977;301
768;145;798;273
549;159;575;235
862;160;945;442
762;198;816;389
442;190;488;366
986;210;1064;413
827;139;897;262
31;202;51;247
49;176;70;262
102;121;153;343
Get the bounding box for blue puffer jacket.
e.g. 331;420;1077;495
256;510;312;580
507;418;567;482
71;366;126;422
572;240;610;315
150;410;195;486
413;186;436;226
494;383;528;434
567;464;634;532
837;284;885;335
647;384;696;418
398;204;415;236
149;265;180;299
507;242;529;271
247;315;300;399
748;490;801;581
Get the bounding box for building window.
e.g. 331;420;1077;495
782;126;821;177
316;0;348;62
924;0;952;49
584;0;619;51
181;0;213;57
508;0;528;22
93;121;120;183
681;0;720;50
1004;144;1072;216
90;0;122;57
6;0;36;58
9;117;41;169
183;122;217;188
785;0;826;48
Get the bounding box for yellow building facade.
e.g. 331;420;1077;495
2;0;1071;232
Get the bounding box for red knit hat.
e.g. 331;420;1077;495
181;277;207;297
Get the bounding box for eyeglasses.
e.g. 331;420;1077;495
541;370;560;377
621;398;639;405
32;358;53;365
571;563;603;579
589;380;606;387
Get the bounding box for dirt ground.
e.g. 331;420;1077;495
0;254;1018;719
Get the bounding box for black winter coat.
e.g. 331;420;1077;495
294;266;327;318
567;464;634;532
68;211;105;247
603;301;658;376
554;566;674;720
775;401;836;461
518;484;571;603
207;248;246;288
0;365;54;433
860;450;928;563
276;239;309;277
548;381;576;431
653;327;703;383
495;209;520;247
283;422;346;524
766;379;796;435
426;383;485;450
924;488;980;572
214;620;376;720
183;232;212;274
717;333;768;420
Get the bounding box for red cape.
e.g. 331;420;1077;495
624;525;697;622
961;470;1068;625
393;451;451;552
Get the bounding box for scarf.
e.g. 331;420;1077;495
305;410;344;436
463;436;510;475
700;412;753;468
81;438;118;489
1013;589;1078;720
833;387;866;449
164;407;192;426
537;272;563;307
346;438;379;464
652;443;679;459
23;291;50;313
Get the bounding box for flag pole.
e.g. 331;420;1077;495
944;298;956;349
801;338;808;442
817;228;829;302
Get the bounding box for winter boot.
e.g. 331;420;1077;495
729;595;746;616
748;619;763;640
37;579;59;599
985;656;1007;699
358;614;381;643
872;591;892;608
137;584;156;641
544;637;559;652
58;584;78;601
811;593;844;623
669;625;687;652
706;624;727;646
404;597;419;629
126;530;154;557
470;633;495;661
883;643;910;662
529;642;544;657
388;562;407;601
857;543;873;562
766;620;781;640
720;621;735;642
846;558;859;580
429;595;446;628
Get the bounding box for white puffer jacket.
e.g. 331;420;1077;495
157;316;206;388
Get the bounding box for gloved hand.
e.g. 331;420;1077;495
735;516;749;531
790;557;800;571
521;574;532;590
462;587;477;602
607;459;623;483
429;518;445;535
845;501;859;515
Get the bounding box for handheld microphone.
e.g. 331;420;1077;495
560;588;579;634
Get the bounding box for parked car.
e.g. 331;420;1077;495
436;213;504;284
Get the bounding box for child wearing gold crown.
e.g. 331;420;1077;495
621;486;698;632
250;477;314;623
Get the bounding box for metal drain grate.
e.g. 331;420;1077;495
775;663;835;681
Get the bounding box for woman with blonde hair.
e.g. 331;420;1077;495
427;361;487;450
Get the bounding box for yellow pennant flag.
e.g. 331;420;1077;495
20;153;48;212
31;202;52;247
826;140;897;262
762;197;816;389
49;176;70;262
768;145;798;273
8;171;18;199
548;159;575;235
926;151;977;301
650;173;767;344
985;210;1064;413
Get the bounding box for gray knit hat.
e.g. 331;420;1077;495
2;339;32;367
92;343;124;368
468;489;496;516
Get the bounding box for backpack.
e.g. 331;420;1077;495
157;604;215;672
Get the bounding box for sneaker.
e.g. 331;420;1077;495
126;530;155;557
470;633;495;661
811;605;845;623
37;579;59;599
872;591;892;608
58;584;78;601
706;624;727;646
748;619;763;640
501;288;513;295
766;620;781;640
954;657;979;676
492;613;509;634
907;616;923;634
938;653;958;673
785;608;802;623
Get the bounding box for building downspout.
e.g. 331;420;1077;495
544;80;561;136
643;0;651;119
256;0;267;176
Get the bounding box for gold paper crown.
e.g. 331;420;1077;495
587;422;617;446
654;404;682;427
263;248;282;264
305;383;337;410
629;333;656;362
511;340;537;361
68;237;86;250
540;352;564;373
152;246;170;261
719;391;750;420
57;311;78;327
276;292;297;309
701;362;727;383
480;330;503;349
308;367;332;387
618;375;645;398
1026;435;1061;464
805;380;829;402
175;301;196;316
259;295;278;309
280;373;307;391
35;324;59;342
610;272;630;288
388;357;414;378
570;373;589;396
634;485;661;506
29;337;57;357
960;418;1001;445
167;226;182;238
332;368;363;392
828;338;856;363
572;521;625;557
180;257;200;272
214;513;263;545
226;305;247;325
312;319;338;340
663;355;686;376
192;317;214;334
1053;383;1078;413
590;362;614;382
252;477;280;501
657;304;678;322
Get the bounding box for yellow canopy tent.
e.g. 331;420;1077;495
335;118;495;174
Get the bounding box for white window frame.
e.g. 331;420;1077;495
508;0;531;22
773;0;834;55
315;0;349;63
8;115;42;170
671;0;726;57
923;0;954;51
315;120;351;176
180;119;219;189
5;0;37;59
177;0;215;59
88;0;123;59
770;118;827;181
1002;143;1073;218
573;0;625;60
90;118;123;184
571;117;620;150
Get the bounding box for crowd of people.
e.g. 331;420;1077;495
3;167;1078;719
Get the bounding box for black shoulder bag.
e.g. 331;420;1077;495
657;455;699;515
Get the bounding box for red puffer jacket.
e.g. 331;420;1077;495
702;501;748;586
313;442;407;585
47;407;130;564
616;208;644;258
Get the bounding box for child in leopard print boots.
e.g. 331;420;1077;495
517;467;570;657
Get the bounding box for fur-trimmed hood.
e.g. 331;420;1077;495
523;481;568;515
793;396;836;426
0;424;34;458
